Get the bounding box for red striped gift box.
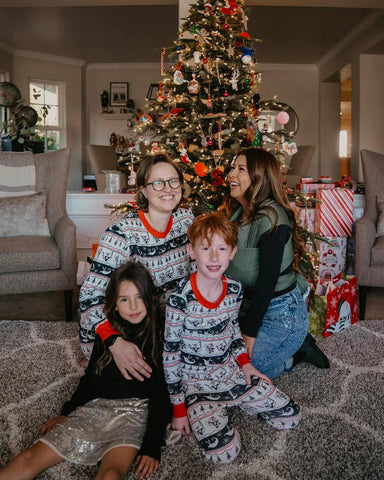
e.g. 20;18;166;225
315;188;354;237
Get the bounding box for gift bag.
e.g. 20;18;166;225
309;276;358;337
324;276;358;337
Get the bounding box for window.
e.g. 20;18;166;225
29;79;66;150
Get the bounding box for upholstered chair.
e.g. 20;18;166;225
0;149;77;321
86;144;119;191
355;149;384;319
285;145;315;188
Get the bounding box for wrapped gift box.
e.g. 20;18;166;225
318;237;347;281
315;188;354;237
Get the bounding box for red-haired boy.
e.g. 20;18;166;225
163;213;301;465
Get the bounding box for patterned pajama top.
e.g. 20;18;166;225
79;208;194;355
163;272;250;418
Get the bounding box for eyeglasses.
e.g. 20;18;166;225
146;178;182;191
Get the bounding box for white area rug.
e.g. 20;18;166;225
0;320;383;480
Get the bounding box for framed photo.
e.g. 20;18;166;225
110;82;129;107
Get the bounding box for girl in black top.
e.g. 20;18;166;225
0;262;171;480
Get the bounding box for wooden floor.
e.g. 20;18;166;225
0;286;383;322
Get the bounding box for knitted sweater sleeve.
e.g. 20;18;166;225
163;291;187;417
79;223;130;353
241;223;291;338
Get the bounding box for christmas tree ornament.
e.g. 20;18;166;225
207;138;214;146
223;90;229;98
253;129;261;147
179;143;190;164
128;161;136;186
224;23;229;29
235;31;250;48
212;167;225;186
211;31;219;37
282;141;298;155
241;47;253;64
195;162;208;177
173;63;185;85
229;69;240;90
188;75;200;94
193;51;202;63
139;113;152;124
221;1;239;16
170;107;184;116
277;111;290;125
202;57;209;64
203;2;212;16
156;83;166;103
161;113;171;125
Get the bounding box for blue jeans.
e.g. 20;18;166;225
242;286;309;379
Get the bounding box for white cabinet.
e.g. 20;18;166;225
66;191;136;261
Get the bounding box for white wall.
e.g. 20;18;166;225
259;65;319;179
12;53;84;190
319;82;340;181
86;63;161;145
359;54;384;180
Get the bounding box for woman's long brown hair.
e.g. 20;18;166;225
94;261;161;375
224;147;305;269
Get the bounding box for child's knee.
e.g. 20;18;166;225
202;428;241;465
98;467;123;480
258;398;301;430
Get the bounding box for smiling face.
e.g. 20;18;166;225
189;232;237;282
140;162;182;216
227;154;252;207
115;280;148;325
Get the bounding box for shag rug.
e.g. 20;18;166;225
0;320;383;480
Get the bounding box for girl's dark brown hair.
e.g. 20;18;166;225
95;261;161;374
224;147;305;268
136;153;184;211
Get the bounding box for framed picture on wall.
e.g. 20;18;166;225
110;82;129;107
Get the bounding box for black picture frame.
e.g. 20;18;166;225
146;83;159;100
110;82;129;107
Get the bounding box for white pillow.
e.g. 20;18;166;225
377;195;384;237
0;191;50;237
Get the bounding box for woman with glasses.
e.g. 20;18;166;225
79;153;194;380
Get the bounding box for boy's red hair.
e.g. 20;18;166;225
188;212;238;248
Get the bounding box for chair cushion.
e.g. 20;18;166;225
376;195;384;237
0;191;50;237
371;236;384;266
0;236;60;273
0;151;35;197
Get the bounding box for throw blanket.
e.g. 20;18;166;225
0;151;36;197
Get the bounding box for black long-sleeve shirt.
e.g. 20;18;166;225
61;334;171;460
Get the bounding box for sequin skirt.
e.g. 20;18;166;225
38;397;149;466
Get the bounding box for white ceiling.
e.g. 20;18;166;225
0;1;383;65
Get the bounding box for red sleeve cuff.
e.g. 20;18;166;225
173;403;187;418
96;320;120;342
236;352;251;367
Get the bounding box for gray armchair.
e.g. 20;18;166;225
355;149;384;319
285;145;315;188
0;149;77;321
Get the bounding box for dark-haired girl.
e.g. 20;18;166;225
0;262;171;480
226;148;329;379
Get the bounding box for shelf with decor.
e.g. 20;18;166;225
101;112;135;120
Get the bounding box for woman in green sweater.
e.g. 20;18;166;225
225;147;329;379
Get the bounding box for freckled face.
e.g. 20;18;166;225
115;280;147;325
227;155;252;207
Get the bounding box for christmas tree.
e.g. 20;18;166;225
124;0;295;213
116;1;300;217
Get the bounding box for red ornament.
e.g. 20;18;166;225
170;107;184;115
207;138;214;146
224;23;229;29
195;162;208;177
223;90;229;97
203;57;209;64
212;168;224;186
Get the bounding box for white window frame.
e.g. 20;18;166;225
0;70;10;127
28;78;67;150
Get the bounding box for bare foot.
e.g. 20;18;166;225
79;357;89;368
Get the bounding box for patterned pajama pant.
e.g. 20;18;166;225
185;377;301;465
